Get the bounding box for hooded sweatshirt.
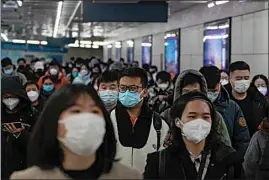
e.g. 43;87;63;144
161;69;232;147
1;76;38;178
1;70;27;85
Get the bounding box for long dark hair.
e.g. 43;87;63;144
252;74;269;96
28;84;116;175
170;92;217;146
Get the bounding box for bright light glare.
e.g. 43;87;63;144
92;45;99;49
12;39;26;43
203;34;229;42
206;26;218;30
17;0;22;6
107;44;113;48
218;24;229;29
53;1;63;38
215;1;229;5
141;43;152;47
41;41;48;45
27;40;40;44
68;43;79;47
207;2;215;8
1;33;8;41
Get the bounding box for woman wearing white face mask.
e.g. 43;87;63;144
144;92;236;179
25;81;45;112
72;63;91;85
11;84;141;179
252;74;269;99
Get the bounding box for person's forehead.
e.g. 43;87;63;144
255;78;266;84
100;81;118;86
221;72;229;77
184;100;210;113
231;70;250;77
183;83;200;90
26;84;38;89
120;76;141;85
44;79;53;83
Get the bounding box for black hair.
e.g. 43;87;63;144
42;76;54;84
156;71;171;82
170;91;217;144
199;66;220;89
81;61;90;71
28;84;116;175
142;64;150;72
181;73;203;90
252;74;269;96
119;58;125;62
120;67;148;88
150;65;158;71
49;59;62;69
229;61;250;73
97;70;119;87
25;81;40;90
17;58;26;64
1;57;12;67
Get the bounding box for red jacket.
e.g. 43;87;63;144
38;69;69;89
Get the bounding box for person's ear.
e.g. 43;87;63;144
141;88;148;98
175;118;183;129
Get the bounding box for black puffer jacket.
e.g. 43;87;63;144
1;77;39;179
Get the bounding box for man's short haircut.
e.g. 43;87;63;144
120;67;148;88
17;58;26;64
181;73;203;89
97;70;119;87
199;66;220;89
156;71;171;82
229;61;250;73
1;57;13;67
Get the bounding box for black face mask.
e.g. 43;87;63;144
18;65;25;71
35;69;45;77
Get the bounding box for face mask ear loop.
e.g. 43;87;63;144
175;118;186;137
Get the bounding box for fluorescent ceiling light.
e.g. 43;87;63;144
53;1;63;38
141;42;152;47
85;44;92;48
206;26;218;30
203;34;229;42
207;2;215;8
107;44;112;48
218;24;229;29
93;41;105;46
27;40;40;44
115;42;121;45
92;45;99;49
12;39;26;43
115;45;121;48
1;33;8;41
17;0;22;6
80;44;85;48
80;40;92;45
215;1;229;5
127;40;134;45
164;42;169;46
66;1;82;30
41;41;48;45
68;43;79;47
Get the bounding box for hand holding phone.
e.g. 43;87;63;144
2;122;24;134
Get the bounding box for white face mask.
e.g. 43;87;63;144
2;98;20;110
158;83;169;90
220;79;229;86
258;87;268;96
50;68;58;75
58;113;106;156
27;91;39;102
178;119;211;144
233;80;250;93
80;69;89;77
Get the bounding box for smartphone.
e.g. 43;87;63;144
2;122;22;130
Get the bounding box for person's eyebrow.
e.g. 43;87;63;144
203;113;211;116
188;112;197;115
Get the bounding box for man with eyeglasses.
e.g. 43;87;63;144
110;67;169;173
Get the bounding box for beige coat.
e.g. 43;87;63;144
10;162;142;179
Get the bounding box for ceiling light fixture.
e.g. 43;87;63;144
53;1;63;38
41;41;48;45
17;0;22;7
1;33;8;41
215;1;229;5
107;44;113;48
12;39;26;43
207;2;215;8
66;1;82;30
92;45;99;49
27;40;40;44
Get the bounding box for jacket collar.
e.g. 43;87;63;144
214;86;230;108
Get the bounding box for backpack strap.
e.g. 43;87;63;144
153;112;162;151
158;149;166;178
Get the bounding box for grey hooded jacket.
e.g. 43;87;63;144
161;69;232;147
1;71;27;85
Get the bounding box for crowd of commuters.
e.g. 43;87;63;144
1;56;269;180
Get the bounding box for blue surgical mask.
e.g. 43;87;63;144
72;72;79;78
4;68;14;75
119;90;143;108
207;92;219;102
99;90;118;107
43;85;54;92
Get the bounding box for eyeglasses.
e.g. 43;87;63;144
119;85;143;93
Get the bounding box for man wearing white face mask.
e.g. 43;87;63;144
148;71;174;113
200;66;250;179
225;61;268;138
1;77;39;179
